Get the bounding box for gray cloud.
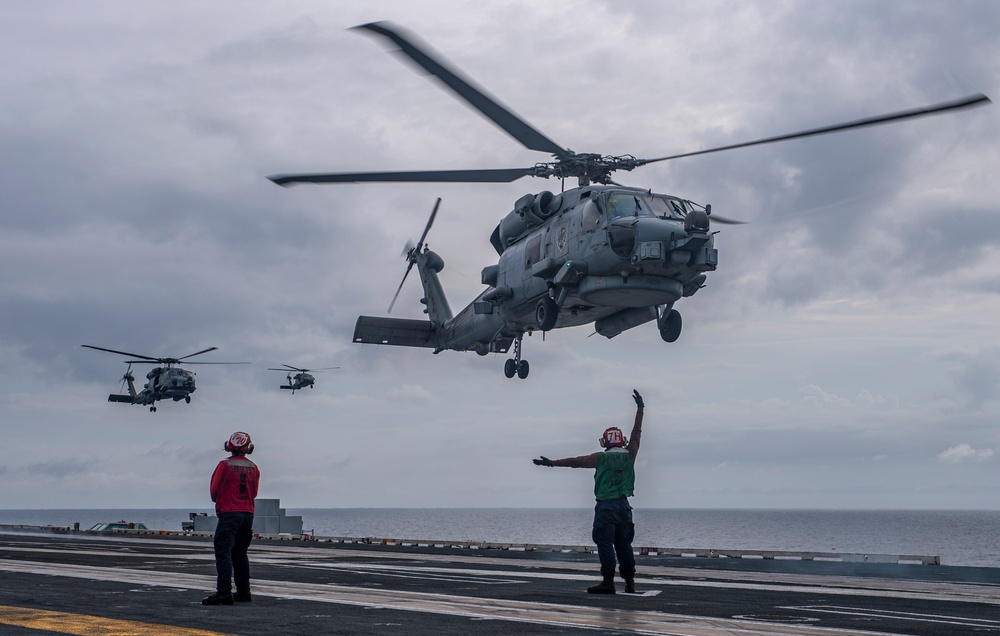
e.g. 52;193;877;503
24;460;91;478
0;0;998;510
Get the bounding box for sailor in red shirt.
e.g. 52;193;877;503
202;431;260;606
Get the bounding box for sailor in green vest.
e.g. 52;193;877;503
533;389;644;594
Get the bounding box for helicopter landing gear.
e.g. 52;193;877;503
659;308;682;343
504;333;529;379
150;406;157;412
185;396;191;403
535;296;558;331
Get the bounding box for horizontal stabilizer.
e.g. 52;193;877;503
280;385;293;390
108;394;134;403
354;316;437;349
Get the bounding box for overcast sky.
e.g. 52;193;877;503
1;0;998;511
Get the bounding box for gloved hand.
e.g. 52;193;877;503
533;456;554;467
633;389;644;408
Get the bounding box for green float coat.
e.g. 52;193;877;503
594;448;635;500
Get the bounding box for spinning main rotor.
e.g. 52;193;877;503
81;345;247;368
269;21;991;189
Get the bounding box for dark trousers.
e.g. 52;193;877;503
592;497;635;580
214;512;254;594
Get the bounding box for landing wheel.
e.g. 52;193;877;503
517;360;530;379
150;406;157;412
535;296;558;331
185;396;191;403
659;308;682;343
504;358;517;378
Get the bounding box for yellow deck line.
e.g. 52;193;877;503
0;604;234;636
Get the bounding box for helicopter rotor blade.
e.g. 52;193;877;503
416;197;441;251
388;261;415;314
177;347;219;361
638;93;992;166
708;214;747;225
269;167;537;187
183;361;251;365
401;239;416;258
353;21;570;160
81;344;159;362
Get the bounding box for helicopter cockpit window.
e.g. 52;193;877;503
605;193;655;220
648;196;686;219
581;200;602;231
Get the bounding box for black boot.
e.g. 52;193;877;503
202;591;233;605
587;575;616;594
625;579;636;594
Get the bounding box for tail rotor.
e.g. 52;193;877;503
119;363;134;392
388;198;441;313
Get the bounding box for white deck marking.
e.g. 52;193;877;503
782;605;1000;631
286;559;998;605
0;558;909;636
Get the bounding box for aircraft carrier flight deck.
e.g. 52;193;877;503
0;527;998;635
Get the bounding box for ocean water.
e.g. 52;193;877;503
1;508;998;568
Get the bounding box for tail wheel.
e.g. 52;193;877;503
504;359;517;378
535;296;558;331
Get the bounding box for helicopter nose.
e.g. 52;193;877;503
631;216;685;244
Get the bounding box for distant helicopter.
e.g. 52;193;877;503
268;364;340;393
82;345;249;412
269;22;990;379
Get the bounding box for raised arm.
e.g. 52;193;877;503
626;390;643;456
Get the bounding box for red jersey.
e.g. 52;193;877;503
210;455;260;514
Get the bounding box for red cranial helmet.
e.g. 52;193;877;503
224;431;254;454
600;427;626;448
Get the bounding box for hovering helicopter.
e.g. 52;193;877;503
269;22;990;379
268;364;340;393
82;345;249;412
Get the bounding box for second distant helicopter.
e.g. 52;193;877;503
268;364;340;394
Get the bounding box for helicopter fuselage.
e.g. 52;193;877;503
146;367;197;401
108;365;197;410
281;372;315;391
354;185;717;375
